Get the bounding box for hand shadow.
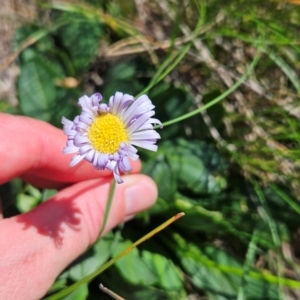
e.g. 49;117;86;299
16;181;102;248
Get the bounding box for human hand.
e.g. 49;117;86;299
0;113;157;300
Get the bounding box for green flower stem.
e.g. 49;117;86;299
159;53;261;128
98;179;117;238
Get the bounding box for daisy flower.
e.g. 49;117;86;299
62;92;162;183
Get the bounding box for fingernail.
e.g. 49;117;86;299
124;177;157;215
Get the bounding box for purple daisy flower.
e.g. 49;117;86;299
62;92;162;183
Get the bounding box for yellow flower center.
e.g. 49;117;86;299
88;113;129;154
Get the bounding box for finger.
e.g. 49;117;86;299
0;114;141;185
0;174;157;300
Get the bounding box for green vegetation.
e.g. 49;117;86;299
2;0;300;299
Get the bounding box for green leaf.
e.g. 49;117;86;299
60;283;88;300
149;197;173;215
142;251;183;291
17;58;56;121
174;196;241;235
172;233;279;300
112;239;158;286
102;62;144;99
161;139;227;194
47;278;68;294
16;184;41;213
111;236;184;294
16;194;40;213
143;154;177;201
57;16;102;74
67;232;114;281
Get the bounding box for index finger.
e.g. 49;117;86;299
0;114;141;184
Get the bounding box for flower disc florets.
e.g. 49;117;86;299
62;92;162;183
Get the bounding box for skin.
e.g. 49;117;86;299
0;114;158;300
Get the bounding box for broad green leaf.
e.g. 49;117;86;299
14;24;54;64
18;58;56;121
112;239;157;286
67;232;114;281
16;193;40;213
16;184;41;213
142;251;183;291
143;154;177;201
26;184;42;199
159;139;227;194
112;237;184;293
108;62;136;80
102;62;144;99
57;16;102;74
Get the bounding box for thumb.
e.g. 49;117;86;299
0;174;157;300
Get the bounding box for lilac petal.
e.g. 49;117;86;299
121;98;134;109
77;121;90;131
85;149;95;162
78;95;92;108
72;116;80;129
92;152;100;168
80;144;93;154
122;109;155;125
63;127;77;136
149;118;163;127
74;134;90;146
128;153;139;160
134;122;154;131
70;154;85;167
126;103;155;119
121;95;152;120
109;96;114;109
119;156;132;172
117;94;134;114
119;144;139;160
110;92;123;114
62;116;73;126
128;144;138;153
66;140;75;146
90;93;102;106
98;154;109;169
130;141;158;151
62;118;77;136
63;146;79;154
99;103;109;112
130;130;161;140
79;114;93;125
113;152;120;161
126;111;155;134
113;165;123;184
106;160;117;171
82;107;97;118
122;102;150;123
